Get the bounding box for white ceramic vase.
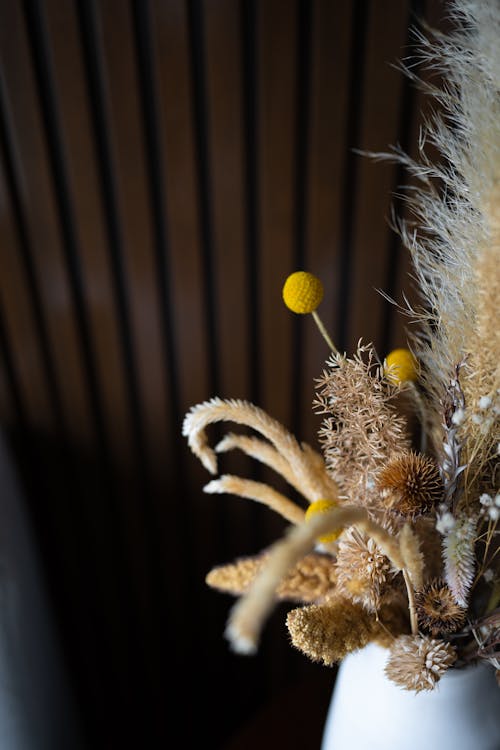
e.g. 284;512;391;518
321;642;500;750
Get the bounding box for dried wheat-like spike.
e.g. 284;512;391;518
399;524;424;590
440;364;468;510
300;442;340;499
443;513;477;607
206;555;265;596
206;552;337;603
415;578;466;636
385;635;456;693
225;506;405;654
204;475;304;525
377;451;443;519
183;398;338;503
286;598;375;666
279;552;337;602
215;433;299;488
215;433;338;501
314;342;411;507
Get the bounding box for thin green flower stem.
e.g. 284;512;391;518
311;310;340;357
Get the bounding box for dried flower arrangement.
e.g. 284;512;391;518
183;0;500;694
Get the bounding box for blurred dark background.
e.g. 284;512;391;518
0;0;449;748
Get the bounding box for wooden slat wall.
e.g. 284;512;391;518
0;1;448;747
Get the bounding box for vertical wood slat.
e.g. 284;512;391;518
346;0;411;354
301;0;354;447
42;9;158;717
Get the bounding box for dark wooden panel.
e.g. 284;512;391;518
347;0;411;353
301;0;354;446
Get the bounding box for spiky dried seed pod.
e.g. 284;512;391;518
385;635;456;693
335;527;394;612
415;579;467;636
377;451;443;519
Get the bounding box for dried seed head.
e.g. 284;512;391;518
336;528;393;611
385;635;456;693
377;451;443;519
415;579;467;636
286;598;374;666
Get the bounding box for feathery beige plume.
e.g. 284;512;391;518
369;1;500;506
385;635;456;693
206;552;337;603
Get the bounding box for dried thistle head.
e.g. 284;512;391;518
415;579;467;636
385;635;456;693
376;451;443;519
335;527;395;612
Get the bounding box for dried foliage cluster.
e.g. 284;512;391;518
183;0;500;694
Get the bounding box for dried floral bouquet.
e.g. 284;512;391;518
183;0;499;694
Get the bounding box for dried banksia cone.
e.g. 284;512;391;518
336;527;394;612
377;451;443;519
286;598;375;665
385;635;456;693
415;579;466;636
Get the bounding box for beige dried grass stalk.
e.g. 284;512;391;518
399;524;424;590
215;433;337;501
204;475;304;524
183;397;339;504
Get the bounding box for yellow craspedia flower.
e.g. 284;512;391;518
305;499;341;543
384;348;418;384
282;271;324;314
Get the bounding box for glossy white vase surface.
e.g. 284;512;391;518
321;642;500;750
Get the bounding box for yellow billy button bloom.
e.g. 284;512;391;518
282;271;324;314
384;348;418;384
282;271;339;356
305;499;342;543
